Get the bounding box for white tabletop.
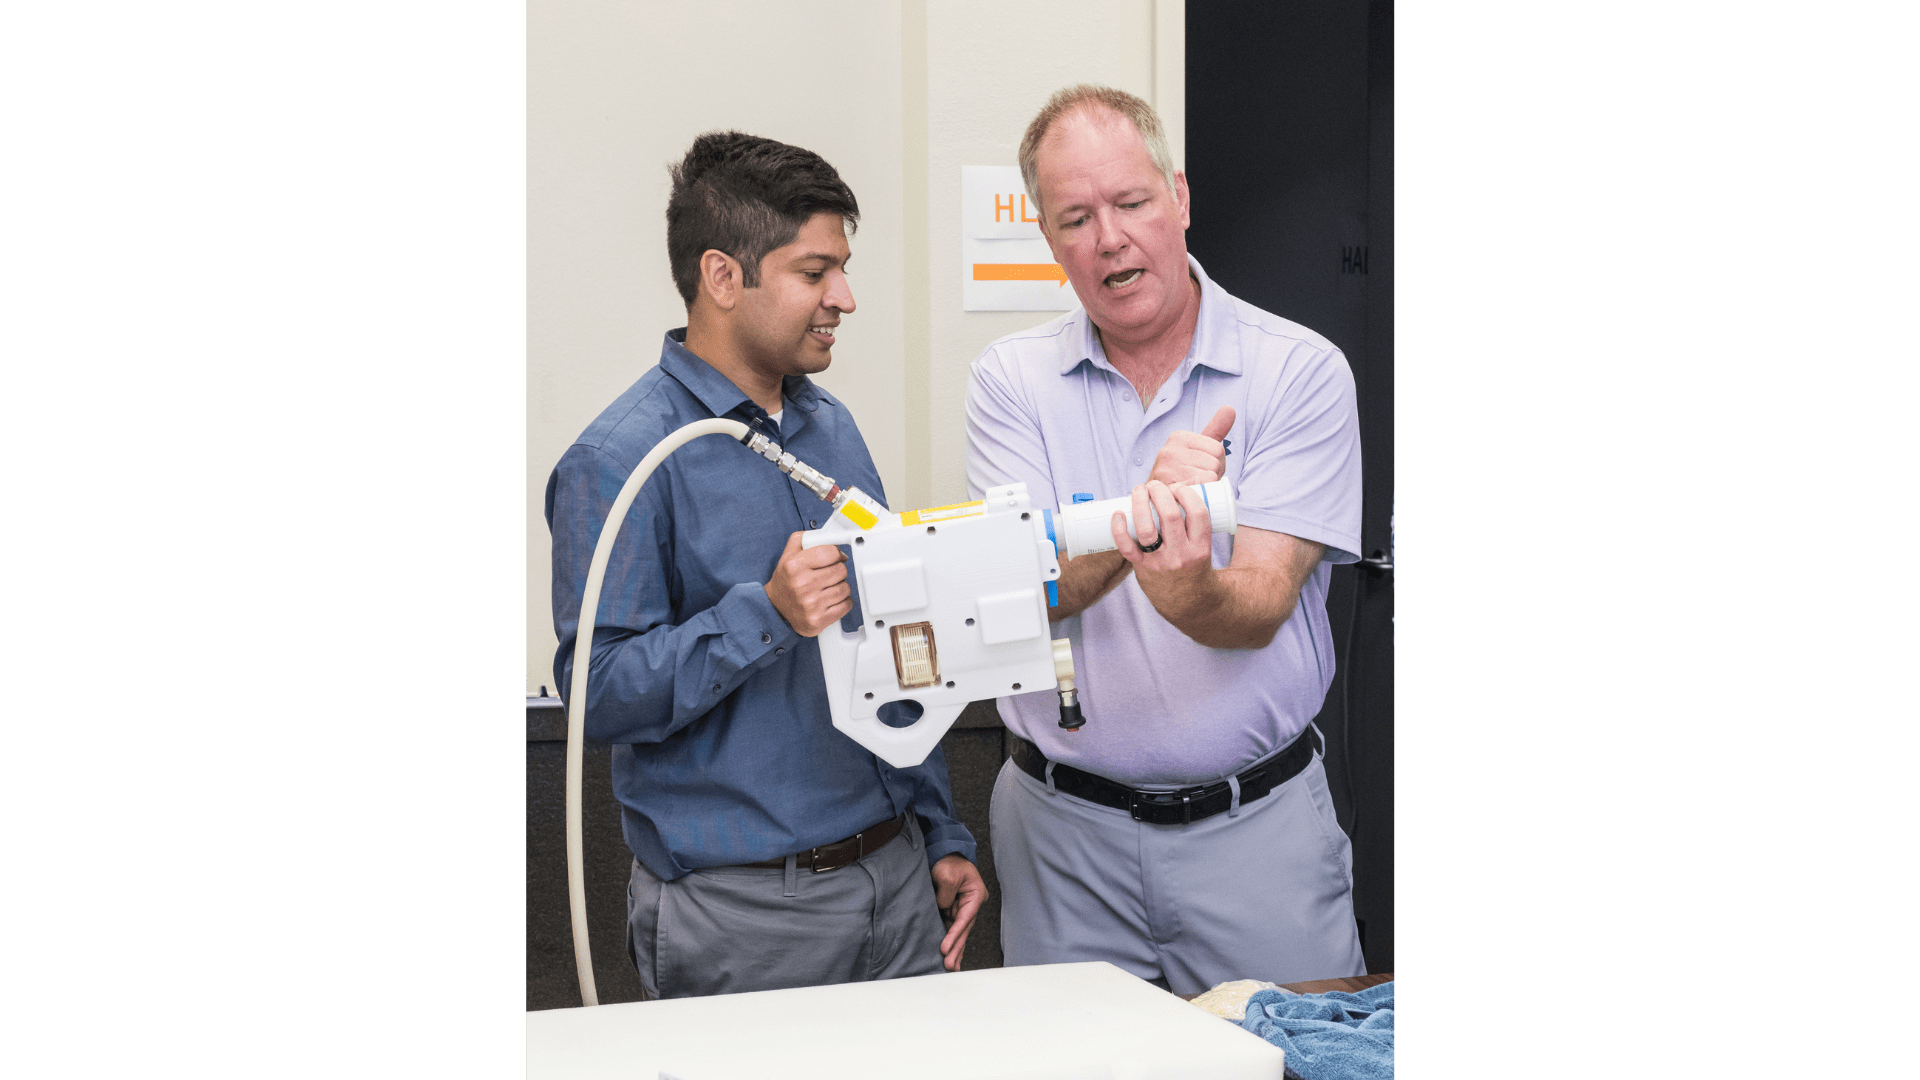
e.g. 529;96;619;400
526;961;1285;1080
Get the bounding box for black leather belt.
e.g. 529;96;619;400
1008;727;1321;826
736;812;908;873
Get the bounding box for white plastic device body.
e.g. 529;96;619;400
1053;478;1238;560
801;482;1064;768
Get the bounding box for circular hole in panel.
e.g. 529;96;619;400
1012;683;1022;690
965;618;974;626
1021;512;1030;520
863;692;873;700
875;620;885;628
926;526;936;534
854;536;865;545
878;699;923;729
944;681;954;688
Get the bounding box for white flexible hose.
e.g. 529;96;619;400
566;417;750;1007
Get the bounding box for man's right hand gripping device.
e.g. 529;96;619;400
802;478;1238;768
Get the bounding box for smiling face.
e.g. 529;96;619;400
732;211;856;383
1033;106;1193;343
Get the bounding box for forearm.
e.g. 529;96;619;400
1138;562;1297;649
902;745;977;866
1131;527;1325;650
1048;550;1132;621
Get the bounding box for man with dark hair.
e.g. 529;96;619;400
966;86;1367;993
548;131;986;999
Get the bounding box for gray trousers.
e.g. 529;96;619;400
625;813;945;999
991;739;1366;995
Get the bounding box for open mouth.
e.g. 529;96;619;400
1104;268;1145;289
807;325;837;343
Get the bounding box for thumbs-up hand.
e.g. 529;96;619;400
1148;405;1235;487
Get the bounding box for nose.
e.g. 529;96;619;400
1093;209;1128;257
825;269;856;314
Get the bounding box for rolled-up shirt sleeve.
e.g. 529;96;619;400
547;442;800;745
902;743;977;867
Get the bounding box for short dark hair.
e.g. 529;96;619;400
666;131;860;305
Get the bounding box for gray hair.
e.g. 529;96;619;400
1017;84;1178;218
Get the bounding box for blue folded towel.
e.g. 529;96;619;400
1239;981;1394;1080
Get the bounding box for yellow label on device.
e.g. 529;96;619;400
900;501;986;525
840;501;879;530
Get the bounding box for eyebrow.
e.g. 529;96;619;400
791;251;847;267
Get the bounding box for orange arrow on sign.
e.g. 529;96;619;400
973;263;1069;284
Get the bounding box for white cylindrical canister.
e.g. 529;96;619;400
1057;479;1238;560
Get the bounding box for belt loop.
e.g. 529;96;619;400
1225;773;1242;818
1308;722;1326;759
1043;760;1058;797
904;812;920;850
783;852;798;897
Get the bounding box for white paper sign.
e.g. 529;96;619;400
961;165;1079;312
963;165;1045;239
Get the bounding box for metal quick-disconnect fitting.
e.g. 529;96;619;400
744;431;783;462
785;459;836;502
742;431;838;503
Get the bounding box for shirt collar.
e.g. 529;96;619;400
1061;254;1242;379
658;328;827;418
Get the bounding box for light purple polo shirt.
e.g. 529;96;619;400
964;255;1362;787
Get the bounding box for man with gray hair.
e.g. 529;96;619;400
965;85;1367;992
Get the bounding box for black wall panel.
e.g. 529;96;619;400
1187;0;1396;973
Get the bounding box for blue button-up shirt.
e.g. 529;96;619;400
547;330;975;880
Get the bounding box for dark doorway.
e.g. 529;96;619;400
1186;0;1395;973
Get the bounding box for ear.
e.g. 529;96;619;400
699;249;743;311
1173;171;1191;231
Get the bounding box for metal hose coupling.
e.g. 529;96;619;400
742;430;840;503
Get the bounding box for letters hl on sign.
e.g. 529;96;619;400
962;165;1077;312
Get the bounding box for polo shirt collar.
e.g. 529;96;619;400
1061;254;1242;379
658;328;827;420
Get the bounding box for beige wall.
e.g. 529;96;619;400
529;0;1182;694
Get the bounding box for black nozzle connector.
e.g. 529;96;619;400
1057;697;1085;731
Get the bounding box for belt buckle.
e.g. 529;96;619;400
1129;790;1196;825
809;830;864;874
1128;791;1193;825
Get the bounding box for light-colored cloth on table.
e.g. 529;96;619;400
1189;979;1295;1020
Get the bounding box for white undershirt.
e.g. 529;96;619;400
767;408;783;428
